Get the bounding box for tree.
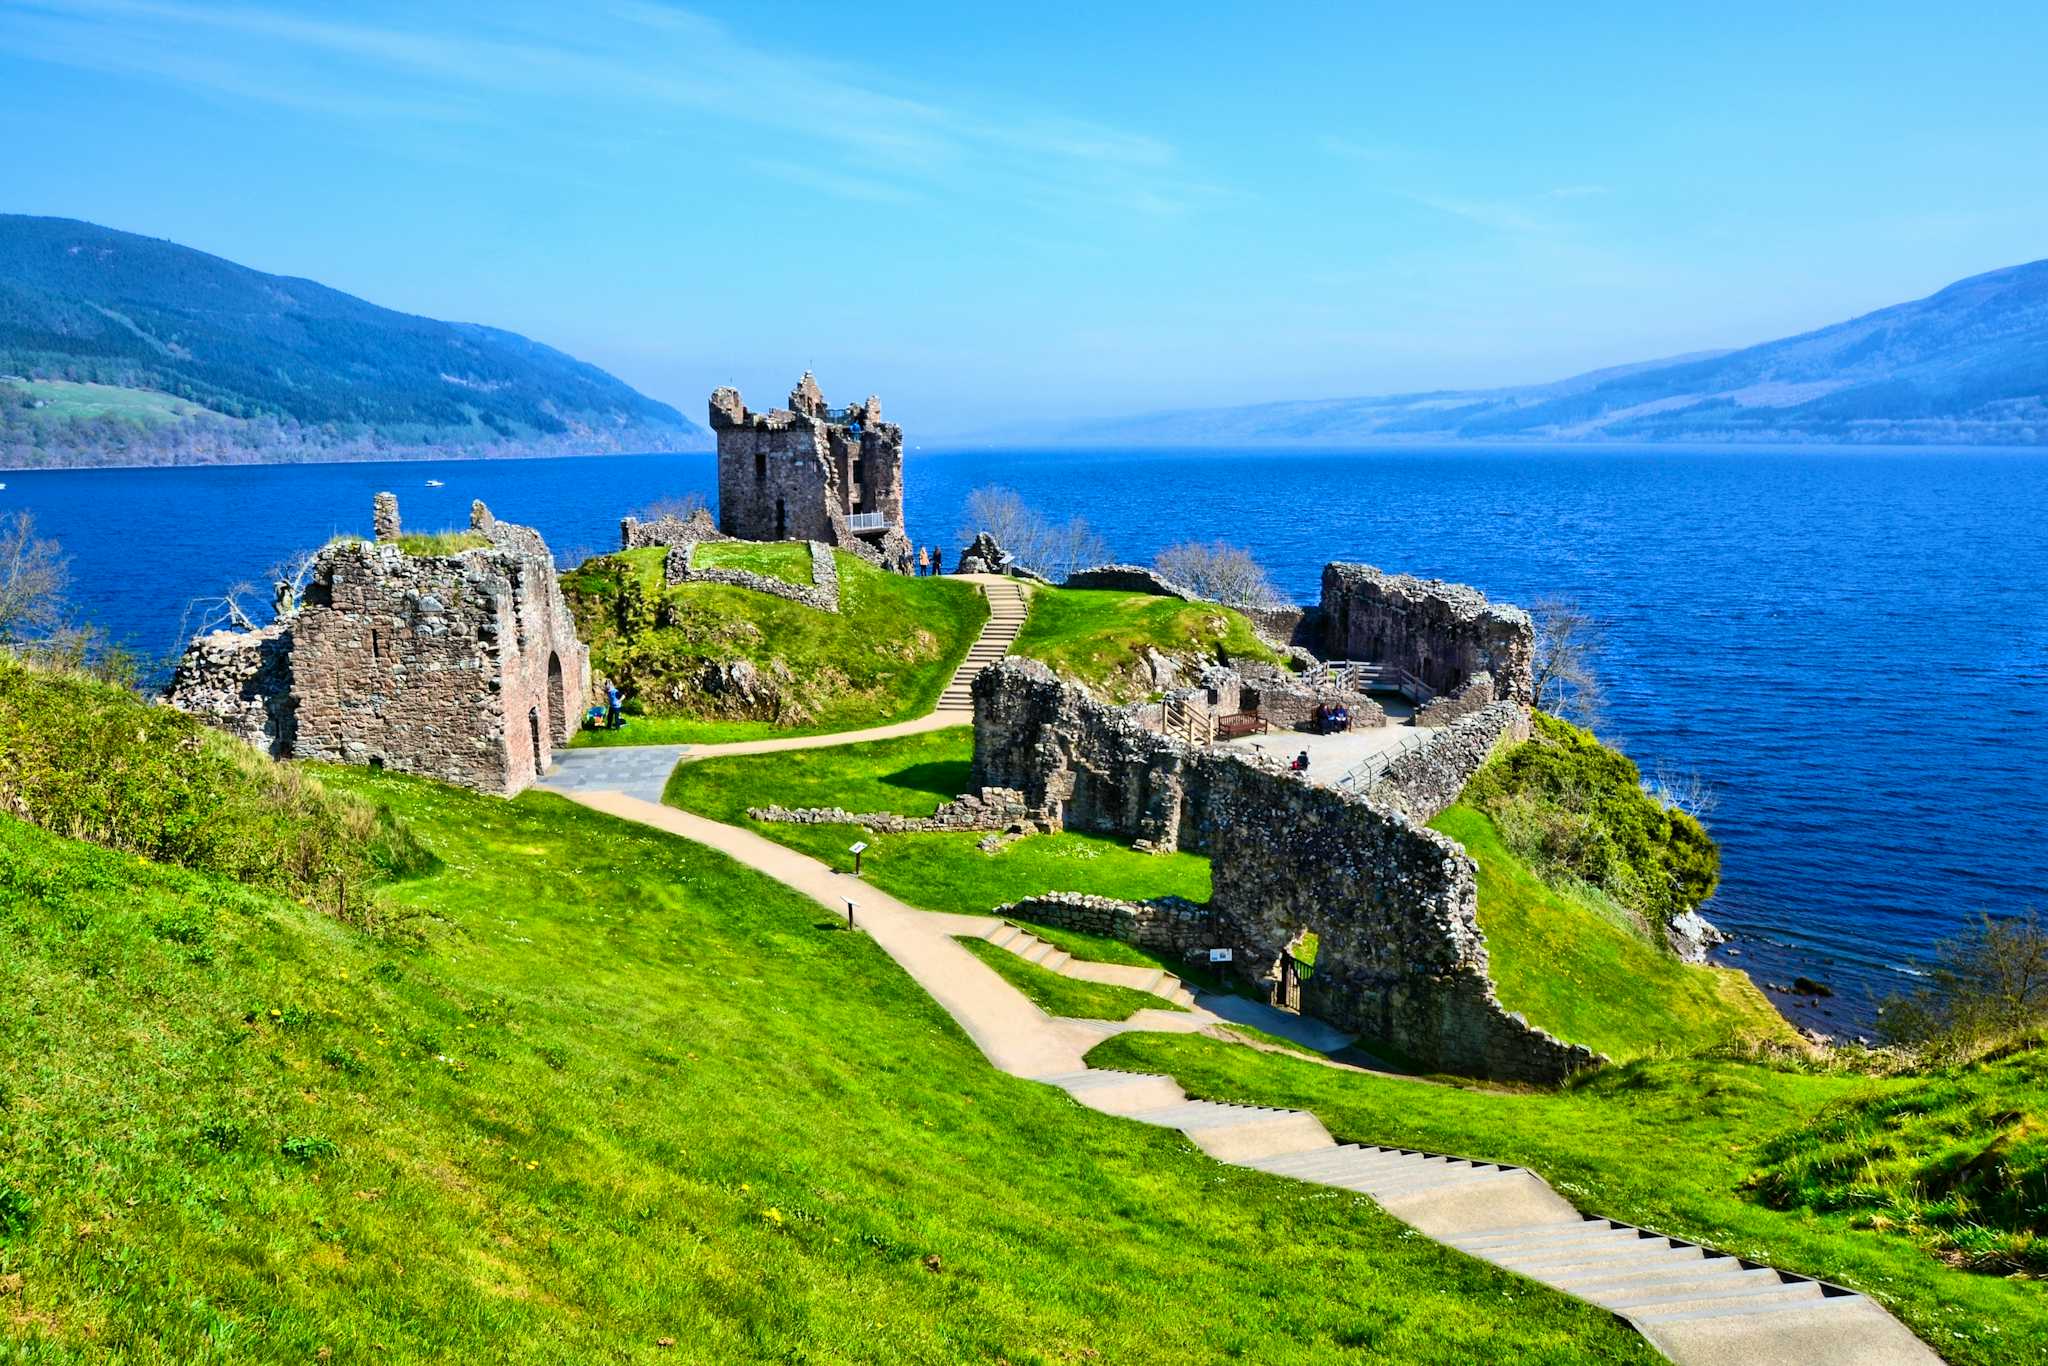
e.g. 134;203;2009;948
957;485;1111;580
640;492;710;523
0;510;68;646
1645;762;1719;821
1530;595;1605;728
1039;516;1109;582
1154;541;1282;608
1882;911;2048;1056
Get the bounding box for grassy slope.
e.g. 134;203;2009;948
955;937;1189;1020
1433;805;1795;1059
1089;1034;2044;1366
663;729;1211;914
2;377;216;426
1011;586;1283;702
691;539;814;585
0;772;1654;1364
565;548;986;746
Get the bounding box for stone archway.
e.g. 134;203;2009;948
547;652;568;745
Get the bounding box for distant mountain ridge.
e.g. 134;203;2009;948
0;215;703;467
1024;260;2048;447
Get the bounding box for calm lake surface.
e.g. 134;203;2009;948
6;445;2044;1029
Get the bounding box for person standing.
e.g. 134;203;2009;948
917;545;930;576
932;546;945;576
606;682;623;730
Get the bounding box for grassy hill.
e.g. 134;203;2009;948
1011;585;1286;702
0;665;1658;1363
0;214;701;467
563;548;988;745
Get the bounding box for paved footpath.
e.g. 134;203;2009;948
539;577;1939;1365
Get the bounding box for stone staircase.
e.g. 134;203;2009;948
1035;1069;1940;1366
978;921;1200;1009
936;578;1032;715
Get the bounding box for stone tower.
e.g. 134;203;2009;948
709;373;912;572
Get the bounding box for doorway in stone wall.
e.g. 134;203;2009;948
529;707;543;777
776;497;787;539
547;653;567;744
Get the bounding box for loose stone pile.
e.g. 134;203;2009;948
748;786;1036;835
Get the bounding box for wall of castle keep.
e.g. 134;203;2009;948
1320;563;1535;704
709;375;911;572
969;659;1592;1082
166;498;590;797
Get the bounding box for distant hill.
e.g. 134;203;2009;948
0;215;703;467
1017;260;2048;447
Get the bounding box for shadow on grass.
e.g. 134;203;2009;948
880;759;972;802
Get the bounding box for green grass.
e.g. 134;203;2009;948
0;771;1658;1363
1432;805;1795;1059
1089;1033;2042;1366
664;729;1211;914
564;547;987;746
325;530;492;557
692;539;815;585
1011;586;1285;702
1;377;216;426
956;937;1188;1020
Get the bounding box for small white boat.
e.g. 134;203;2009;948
425;479;445;487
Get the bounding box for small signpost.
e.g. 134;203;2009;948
845;898;859;931
1209;947;1234;964
848;840;869;876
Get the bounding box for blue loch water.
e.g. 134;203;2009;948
5;445;2044;1029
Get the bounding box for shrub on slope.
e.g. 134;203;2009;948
1462;710;1719;930
0;656;427;908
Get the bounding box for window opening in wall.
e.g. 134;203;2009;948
755;451;767;480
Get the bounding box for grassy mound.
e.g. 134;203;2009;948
0;768;1656;1363
1089;1032;2040;1366
1433;805;1794;1059
1748;1039;2048;1274
663;728;1211;914
564;547;986;745
0;656;428;911
691;539;814;585
956;937;1189;1021
1462;712;1719;931
1012;586;1284;702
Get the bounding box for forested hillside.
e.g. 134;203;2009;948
0;215;701;467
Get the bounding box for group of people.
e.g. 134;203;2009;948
914;546;946;576
1313;701;1352;735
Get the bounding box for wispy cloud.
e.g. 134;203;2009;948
0;0;1192;211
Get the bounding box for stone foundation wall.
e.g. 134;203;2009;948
1241;603;1320;653
970;658;1593;1082
748;786;1034;835
1368;702;1530;824
665;539;841;612
1236;663;1387;732
1320;563;1534;704
991;892;1214;958
1061;564;1196;599
621;508;731;552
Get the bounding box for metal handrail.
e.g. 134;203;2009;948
845;511;887;532
1337;729;1433;792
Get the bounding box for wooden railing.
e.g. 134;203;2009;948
1311;660;1436;704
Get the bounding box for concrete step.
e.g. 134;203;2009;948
1453;1219;1621;1255
1501;1242;1707;1279
1446;1218;1598;1246
1612;1279;1824;1320
1631;1291;1941;1366
1579;1266;1794;1309
1329;1162;1521;1200
1129;1101;1334;1163
1553;1255;1752;1296
1257;1146;1445;1182
1245;1143;1374;1175
1040;1069;1186;1115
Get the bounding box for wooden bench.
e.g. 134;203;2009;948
1216;711;1268;739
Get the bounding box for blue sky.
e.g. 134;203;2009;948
4;1;2045;433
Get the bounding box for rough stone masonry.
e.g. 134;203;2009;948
970;657;1593;1082
166;496;591;797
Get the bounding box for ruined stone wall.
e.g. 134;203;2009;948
1415;672;1496;727
620;508;731;552
665;540;842;612
1062;564;1196;598
1365;701;1530;827
1320;563;1534;704
970;658;1592;1081
1235;663;1387;733
168;496;591;798
163;622;296;756
747;786;1034;836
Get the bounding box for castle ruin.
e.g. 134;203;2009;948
166;496;590;797
709;373;913;572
